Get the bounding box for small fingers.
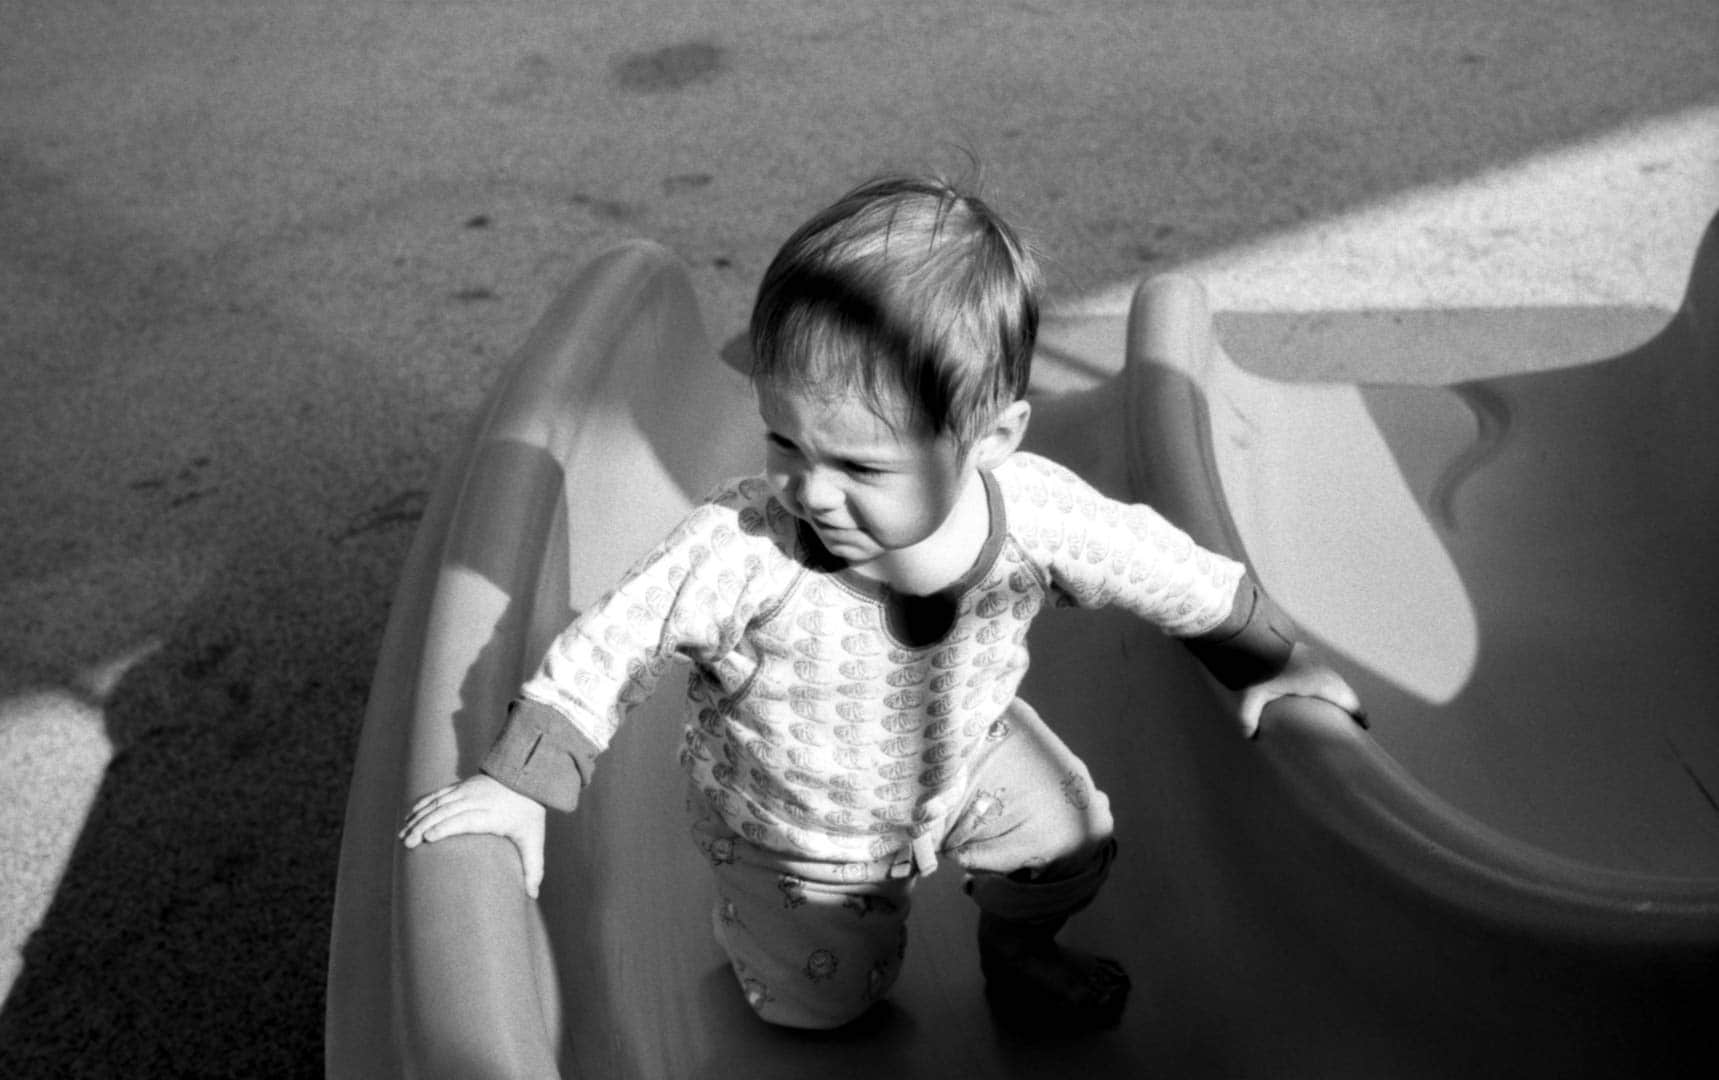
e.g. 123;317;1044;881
399;804;447;847
399;785;484;845
400;803;496;848
1320;675;1369;730
399;778;490;840
404;783;462;820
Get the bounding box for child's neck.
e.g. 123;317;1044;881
852;473;993;597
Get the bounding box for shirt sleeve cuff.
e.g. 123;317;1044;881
1182;575;1297;690
479;699;602;813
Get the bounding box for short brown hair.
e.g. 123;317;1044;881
749;175;1041;447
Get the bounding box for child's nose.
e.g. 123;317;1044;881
797;467;844;514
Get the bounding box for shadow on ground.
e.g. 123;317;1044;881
0;2;1715;1076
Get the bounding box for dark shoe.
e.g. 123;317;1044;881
978;913;1131;1034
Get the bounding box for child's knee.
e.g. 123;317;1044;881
965;836;1118;922
1059;769;1115;847
950;765;1115;876
738;964;899;1030
711;879;911;1030
723;928;907;1030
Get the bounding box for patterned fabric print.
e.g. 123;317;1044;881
689;551;1041;871
519;453;1243;869
998;454;1245;633
944;700;1118;921
695;798;913;1029
804;949;839;982
698;699;1111;1028
524;475;796;751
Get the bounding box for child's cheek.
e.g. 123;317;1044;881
763;471;797;515
863;484;934;546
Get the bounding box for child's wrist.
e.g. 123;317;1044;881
1182;578;1296;690
479;700;596;812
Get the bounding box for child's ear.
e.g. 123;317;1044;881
970;400;1031;470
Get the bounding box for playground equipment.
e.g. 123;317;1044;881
328;224;1719;1078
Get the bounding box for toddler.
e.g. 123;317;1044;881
400;175;1364;1034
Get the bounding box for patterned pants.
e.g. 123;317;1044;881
688;699;1117;1029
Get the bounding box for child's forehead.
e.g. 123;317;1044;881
756;378;936;448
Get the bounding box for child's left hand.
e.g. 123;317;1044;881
1233;643;1366;739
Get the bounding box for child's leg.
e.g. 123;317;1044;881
943;698;1130;1032
688;795;913;1030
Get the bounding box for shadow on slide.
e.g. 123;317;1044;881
327;229;1719;1078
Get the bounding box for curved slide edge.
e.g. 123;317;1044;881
1123;272;1719;954
326;241;744;1079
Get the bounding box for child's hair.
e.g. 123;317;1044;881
749;174;1042;448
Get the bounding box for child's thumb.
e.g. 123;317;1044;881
515;834;545;900
1237;689;1266;739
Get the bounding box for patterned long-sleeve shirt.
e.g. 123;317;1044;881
485;451;1246;872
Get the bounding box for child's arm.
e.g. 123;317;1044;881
397;699;601;898
1184;576;1366;738
1000;455;1364;737
397;485;769;896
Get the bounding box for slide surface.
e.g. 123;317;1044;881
327;236;1719;1079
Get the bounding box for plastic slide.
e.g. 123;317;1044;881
326;230;1719;1079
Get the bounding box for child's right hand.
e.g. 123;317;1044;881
399;774;548;899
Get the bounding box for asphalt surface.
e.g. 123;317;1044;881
2;2;1715;1075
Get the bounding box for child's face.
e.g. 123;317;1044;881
758;380;973;573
